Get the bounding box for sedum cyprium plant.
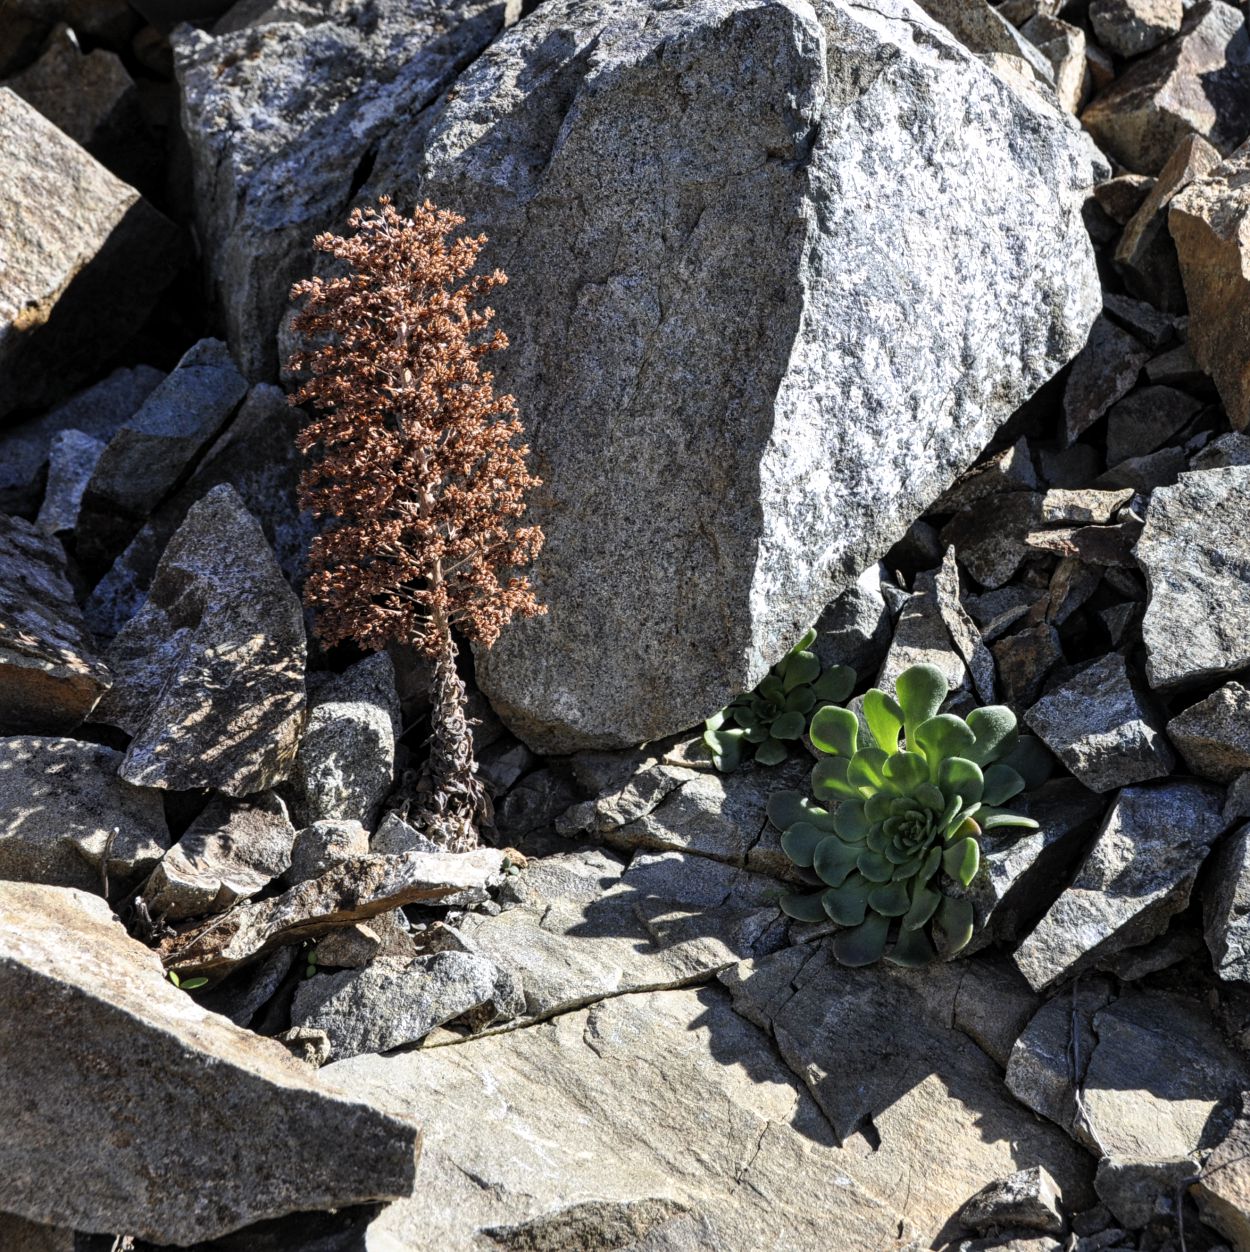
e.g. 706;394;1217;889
704;628;855;771
768;662;1047;968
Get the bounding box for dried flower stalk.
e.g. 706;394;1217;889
288;197;544;849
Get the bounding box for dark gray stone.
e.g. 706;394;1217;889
33;429;104;537
1204;822;1250;982
959;1167;1066;1236
1089;0;1182;59
286;819;369;884
813;563;894;681
1168;682;1250;782
1062;315;1150;446
1105;385;1204;465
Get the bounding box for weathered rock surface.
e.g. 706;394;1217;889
1168;683;1250;782
1062;315;1150;446
1137;467;1250;688
348;0;1113;751
813;562;894;680
1105;385;1203;465
1089;0;1182;58
1081;0;1250;175
1193;1095;1250;1251
0;88;180;419
142;793;298;921
1012;781;1227;991
1024;653;1174;792
1095;1155;1196;1230
959;1167;1066;1236
0;880;420;1243
0;513;110;733
34;429;104;537
1205;823;1250;982
287;653;399;828
331;973;1091;1250
163;847;507;978
91;485;306;795
76;338;248;571
1170;141;1250;430
287;819;370;884
0;735;168;892
1021;16;1086;114
292;950;510;1060
174;0;512;380
85;382;312;640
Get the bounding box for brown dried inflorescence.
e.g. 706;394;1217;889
287;196;544;656
288;198;544;850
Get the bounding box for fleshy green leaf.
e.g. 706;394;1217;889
759;675;785;704
979;809;1040;831
814;835;862;887
832;912;891;966
754;737;789;766
902;882;942;931
743;724;770;743
886;924;936;967
779;891;828;922
916;783;946;813
982;763;1025;807
792;626;818;653
856;849;893;882
704;728;744;773
895;663;948;745
705;708;729;732
180;976;209;991
782;649;821;691
847;748;888;791
916;845;943;889
912;715;977;772
881;750;928;794
864;689;904;755
865;793;892;823
768;790;836;832
167;970;181;988
939;756;984;808
781;821;827;867
784;687;817;714
812;664;856;704
934;895;975;955
942;836;980;887
965;705;1019;766
867;880;911;916
811;756;860;803
770;710;806;741
833;801;870;842
810;705;859;757
823;874;870;926
731;705;762;730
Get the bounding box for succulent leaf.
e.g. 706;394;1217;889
886;924;937;967
942;836;980;887
882;750;929;794
810;704;859;757
833;801;870;842
999;735;1054;790
770;710;806;741
767;790;835;832
754;737;789;766
938;756;984;807
867;880;911;916
912;714;977;773
811;756;859;803
814;835;861;887
783;649;821;691
902;882;942;931
982;763;1026;807
833;912;891;966
856;849;893;882
934;895;975;955
965;705;1019;766
895;663;948;745
863;689;904;754
823;875;870;926
813;664;856;704
779;891;828;922
979;809;1040;831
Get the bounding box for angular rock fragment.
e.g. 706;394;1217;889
1095;174;1156;225
1115;132;1222;311
0;735;168;892
33;429;103;537
914;0;1059;90
76;339;248;570
287;653;400;828
1192;431;1250;470
959;1167;1066;1236
1137;467;1250;688
935;438;1039;513
0;880;420;1244
813;562;894;679
876;564;973;703
287;819;369;885
141;793;298;921
1193;1095;1250;1251
0;513;110;733
162;847;507;978
1168;683;1250;782
375;0;1107;751
993;622;1062;708
1170;141;1250;430
1089;0;1182;59
1102;291;1177;348
934;546;996;704
1024;654;1174;792
1021;16;1087;113
1025;518;1144;567
1012;780;1227;991
1095;1156;1196;1229
1063;315;1151;446
1105;385;1204;465
91;485;306;795
0;89;181;419
1081;0;1250;175
1039;488;1134;526
291;950;510;1060
1204;823;1250;982
1098;445;1186;491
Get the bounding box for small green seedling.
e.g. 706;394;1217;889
167;970;208;991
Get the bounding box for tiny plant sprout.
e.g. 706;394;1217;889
704;628;855;771
768;662;1048;967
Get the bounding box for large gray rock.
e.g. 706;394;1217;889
355;0;1106;752
1137;467;1250;689
0;512;110;734
1012;781;1228;991
1194;1095;1250;1252
76;338;248;571
1024;653;1175;793
1168;682;1250;782
1089;0;1182;58
0;735;168;892
0;88;181;420
90;485;307;796
1204;823;1250;982
1081;0;1250;175
0;880;420;1244
141;793;298;921
330;975;1091;1250
174;0;512;380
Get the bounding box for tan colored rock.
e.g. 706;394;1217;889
1022;15;1088;113
1170;142;1250;429
0;880;421;1244
0;513;109;733
0;88;181;419
1194;1096;1250;1251
1089;0;1182;58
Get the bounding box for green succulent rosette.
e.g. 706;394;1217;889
768;662;1048;968
703;628;855;771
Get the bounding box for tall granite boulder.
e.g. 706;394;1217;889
351;0;1105;751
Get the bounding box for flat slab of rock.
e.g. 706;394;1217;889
1024;653;1174;792
141;793;298;921
1012;780;1228;991
1170;141;1250;430
1137;467;1250;689
376;0;1106;751
0;513;110;733
0;88;181;419
0;735;168;893
90;484;306;795
1080;0;1250;175
0;880;420;1244
162;847;507;978
329;974;1091;1250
